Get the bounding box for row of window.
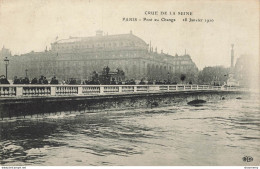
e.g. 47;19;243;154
53;41;139;50
35;64;194;72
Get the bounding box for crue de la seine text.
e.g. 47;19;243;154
122;11;214;23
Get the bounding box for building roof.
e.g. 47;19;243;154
54;33;147;46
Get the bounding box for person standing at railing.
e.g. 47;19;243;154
43;77;48;84
31;78;38;84
38;76;44;84
22;77;30;84
111;78;116;85
37;76;48;84
13;76;20;84
50;77;59;84
0;75;9;84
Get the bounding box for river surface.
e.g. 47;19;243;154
0;93;259;166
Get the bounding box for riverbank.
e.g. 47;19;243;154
0;90;247;120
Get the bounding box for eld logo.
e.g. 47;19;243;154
242;156;253;162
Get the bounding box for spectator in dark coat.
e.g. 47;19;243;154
50;77;59;84
43;77;48;84
13;76;21;84
31;78;38;84
0;75;10;84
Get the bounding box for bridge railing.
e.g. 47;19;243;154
0;84;237;97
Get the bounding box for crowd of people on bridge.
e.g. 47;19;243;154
0;75;192;85
0;66;194;85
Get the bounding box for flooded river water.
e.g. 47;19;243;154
0;92;259;166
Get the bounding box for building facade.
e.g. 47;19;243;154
1;31;198;82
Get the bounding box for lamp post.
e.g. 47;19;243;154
25;69;28;77
4;57;9;79
167;72;170;83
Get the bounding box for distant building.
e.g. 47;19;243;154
234;55;251;87
1;31;198;81
0;46;11;58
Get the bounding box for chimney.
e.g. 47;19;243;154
149;41;151;52
231;44;234;68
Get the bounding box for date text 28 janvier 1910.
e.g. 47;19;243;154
122;11;214;23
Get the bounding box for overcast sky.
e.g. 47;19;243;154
0;0;259;70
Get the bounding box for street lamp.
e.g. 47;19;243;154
4;57;9;79
25;69;28;77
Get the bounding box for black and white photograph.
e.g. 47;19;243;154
0;0;259;167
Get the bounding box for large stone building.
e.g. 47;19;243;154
1;31;198;82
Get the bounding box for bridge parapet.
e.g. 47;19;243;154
0;84;237;97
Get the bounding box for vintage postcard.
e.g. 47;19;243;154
0;0;259;167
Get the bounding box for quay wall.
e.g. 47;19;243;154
0;88;246;120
